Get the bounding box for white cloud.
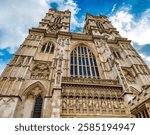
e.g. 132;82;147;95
0;0;49;53
0;0;81;54
109;7;150;45
111;4;117;12
139;53;150;67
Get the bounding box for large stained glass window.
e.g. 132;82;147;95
70;45;100;78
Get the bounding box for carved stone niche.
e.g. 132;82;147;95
122;68;135;83
31;63;50;80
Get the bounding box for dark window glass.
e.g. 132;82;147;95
83;66;86;76
78;47;81;54
87;67;90;76
71;56;73;64
75;66;77;75
79;66;82;75
95;67;99;77
82;57;85;65
81;47;84;54
86;58;89;65
84;48;87;54
33;95;43;118
79;57;81;65
46;45;50;53
41;45;46;52
145;110;149;118
93;58;97;66
74;57;77;64
90;58;93;66
50;45;54;53
70;65;73;75
142;111;146;118
92;67;95;76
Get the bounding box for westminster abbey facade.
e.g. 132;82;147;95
0;9;150;118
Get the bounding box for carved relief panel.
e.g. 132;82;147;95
31;62;51;80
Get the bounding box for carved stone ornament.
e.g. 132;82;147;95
47;23;62;33
31;63;49;80
123;69;135;83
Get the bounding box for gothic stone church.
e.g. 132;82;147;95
0;9;150;118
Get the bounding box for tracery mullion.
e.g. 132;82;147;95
76;47;80;77
49;42;52;53
92;55;97;78
74;49;78;76
87;49;93;78
83;47;88;77
44;42;48;53
78;46;83;77
80;47;84;77
73;50;75;76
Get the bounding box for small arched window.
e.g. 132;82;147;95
96;21;104;29
33;95;43;118
70;45;100;78
54;16;61;24
41;42;55;54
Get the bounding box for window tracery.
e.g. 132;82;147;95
70;45;100;78
41;42;55;54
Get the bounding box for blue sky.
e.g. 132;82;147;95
0;0;150;74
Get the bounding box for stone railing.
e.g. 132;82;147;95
62;77;120;86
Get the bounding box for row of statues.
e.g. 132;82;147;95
62;96;125;114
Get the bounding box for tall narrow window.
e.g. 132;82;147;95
33;95;43;118
70;45;100;78
41;42;55;54
54;16;61;24
96;21;104;29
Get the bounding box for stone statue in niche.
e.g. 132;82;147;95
82;98;87;110
69;97;74;110
94;98;100;111
88;97;93;110
113;99;118;109
101;100;106;108
62;97;67;109
107;100;112;109
56;72;61;84
76;97;80;110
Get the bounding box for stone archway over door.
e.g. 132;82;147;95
14;82;46;118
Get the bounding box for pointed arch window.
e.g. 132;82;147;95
54;16;61;24
96;21;104;29
33;95;43;118
41;42;55;54
70;45;100;78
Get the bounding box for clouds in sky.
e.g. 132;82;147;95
0;0;82;54
110;6;150;45
109;6;150;66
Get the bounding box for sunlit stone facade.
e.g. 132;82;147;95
0;9;150;118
